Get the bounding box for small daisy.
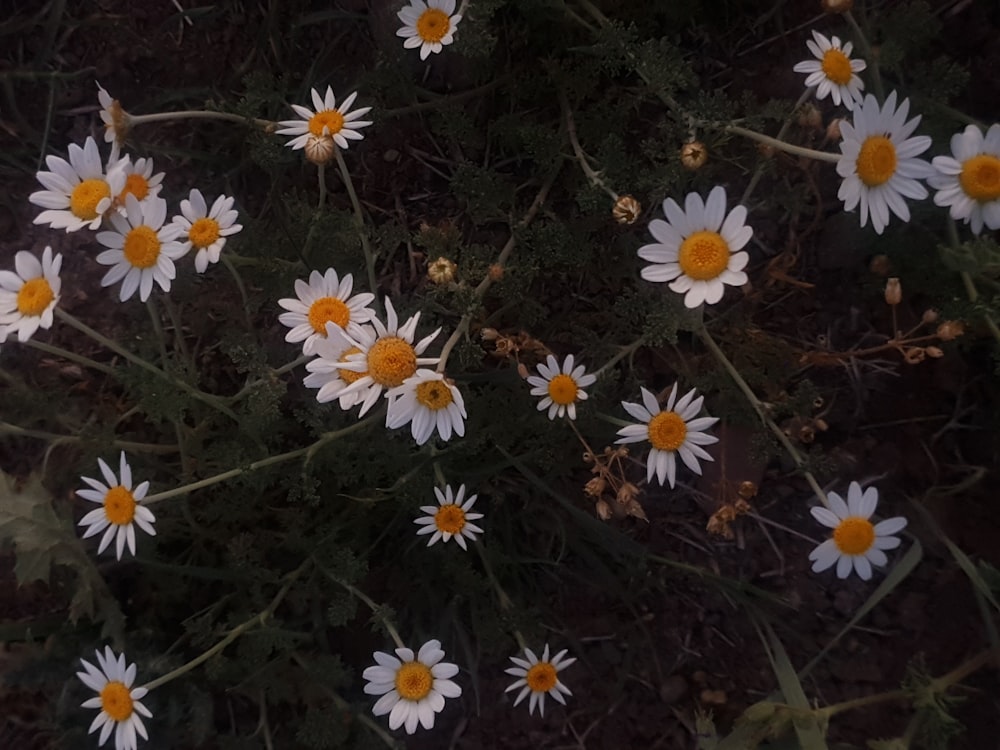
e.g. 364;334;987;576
112;156;164;213
278;268;376;354
362;638;462;734
386;369;466;445
809;481;907;581
836;90;935;235
303;322;375;410
276;87;373;151
792;30;866;111
77;646;153;750
29;136;126;232
96;81;130;152
414;484;483;549
77;452;156;560
929;123;1000;235
526;354;597;421
637;186;752;308
96;195;186;302
173;189;243;272
397;0;463;61
504;644;576;717
616;384;719;488
0;246;62;343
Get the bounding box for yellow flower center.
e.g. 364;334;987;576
647;411;687;451
99;681;134;722
119;173;150;203
416;380;454;410
16;277;54;316
832;516;876;555
394;661;433;701
123;225;161;269
104;485;137;525
338;346;367;384
526;662;557;693
69;178;111;220
367;337;418;387
307;296;350;335
677;231;730;281
959;154;1000;202
434;504;466;534
188;217;221;249
417;8;451;42
820;48;853;85
308;110;345;137
856;135;897;187
547;374;578;405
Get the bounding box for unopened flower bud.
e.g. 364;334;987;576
826;118;843;142
884;277;902;306
488;264;504;281
516;362;529;379
612;195;642;224
869;254;891;276
757;142;775;159
480;327;499;341
925;346;944;358
304;134;335;165
798;103;822;130
681;140;708;171
936;321;964;341
922;309;939;325
822;0;853;13
427;256;457;285
737;481;758;500
903;347;926;365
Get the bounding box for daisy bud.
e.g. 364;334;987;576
925;346;945;358
903;347;926;365
680;140;708;171
821;0;853;13
936;321;965;341
798;103;822;131
427;256;457;285
884;277;902;306
826;118;843;142
612;195;642;224
921;309;939;324
595;499;612;520
304;134;335;165
480;327;499;341
488;263;504;281
516;362;529;379
757;142;776;159
869;254;891;276
737;480;757;500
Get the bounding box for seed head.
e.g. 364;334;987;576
681;141;708;171
921;309;939;325
612;195;642;224
427;256;457;285
936;321;965;341
884;277;902;306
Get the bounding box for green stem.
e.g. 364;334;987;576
224;354;311;405
316;162;327;210
0;421;178;453
22;339;115;375
332;146;379;308
724;124;840;164
741;88;812;205
946;218;1000;347
320;568;405;650
221;255;253;330
844;10;884;101
129;110;275;131
593;336;646;378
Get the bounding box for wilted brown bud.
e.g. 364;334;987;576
595;499;612;521
826;118;843;141
427;256;457;285
921;309;939;325
798;103;822;130
798;424;816;443
884;277;902;306
585;477;607;498
903;347;926;365
822;0;853;13
757;142;776;159
936;321;964;341
869;254;891;276
812;396;825;409
516;362;529;379
304;135;335;165
925;346;945;358
814;418;829;432
480;327;499;341
488;264;504;281
624;498;648;522
612;195;642;224
681;140;708;171
737;481;758;500
616;482;640;505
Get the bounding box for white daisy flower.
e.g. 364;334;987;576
386;369;466;445
504;644;576;717
615;384;719;488
362;638;462;735
76;451;156;560
96;81;130;152
96;195;186;302
277;268;376;355
29;136;126;232
809;481;907;581
77;646;153;750
0;246;62;343
637;186;752;308
276;87;373;151
397;0;463;61
112;156;164;214
792;30;866;111
334;297;441;416
836;90;935;235
414;484;483;549
929;123;1000;235
172;189;243;273
526;354;597;421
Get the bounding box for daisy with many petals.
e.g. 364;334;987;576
77;452;156;560
638;186;752;308
303;322;376;410
505;644;576;717
172;189;243;272
362;639;462;734
276;86;373;151
77;647;152;750
29;136;126;232
809;481;907;581
836;90;935;235
278;268;376;355
792;30;866;110
414;484;483;550
616;384;719;488
113;156;164;214
387;369;466;444
527;354;597;421
929;123;1000;235
397;0;462;61
96;195;186;302
0;247;61;343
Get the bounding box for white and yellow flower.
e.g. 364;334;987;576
303;322;376;410
414;484;483;549
77;451;156;560
173;189;243;272
792;30;866;110
113;156;164;213
0;246;61;343
276;87;373;151
362;639;462;734
397;0;463;61
386;369;466;445
836;90;935;234
77;646;153;750
929;123;1000;235
638;186;752;308
504;644;576;717
278;268;376;354
96;81;130;153
809;481;907;581
616;384;719;488
526;354;597;421
96;195;186;302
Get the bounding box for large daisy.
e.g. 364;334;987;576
172;188;243;272
77;646;153;750
276;87;373;151
504;644;576;717
277;268;376;354
615;384;719;488
362;639;462;734
414;484;483;549
637;186;752;308
386;369;466;445
929;123;1000;235
809;481;907;581
0;246;62;343
76;452;156;560
792;30;866;111
397;0;463;61
836;90;935;235
526;354;597;421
